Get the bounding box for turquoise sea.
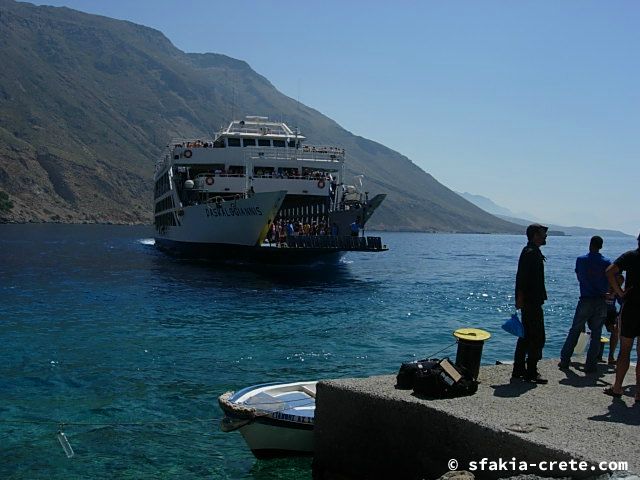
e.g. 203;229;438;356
0;224;637;479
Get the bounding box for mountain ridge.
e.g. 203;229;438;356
458;191;631;238
0;0;522;233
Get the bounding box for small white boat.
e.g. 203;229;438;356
218;381;317;458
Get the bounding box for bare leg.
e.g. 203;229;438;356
608;322;619;363
636;338;640;401
612;336;634;394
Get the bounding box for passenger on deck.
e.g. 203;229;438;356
350;217;361;237
268;224;277;245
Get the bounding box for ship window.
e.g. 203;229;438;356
242;138;256;147
227;138;240;147
258;139;271;147
254;166;274;176
273;140;286;148
228;165;245;175
288;140;297;148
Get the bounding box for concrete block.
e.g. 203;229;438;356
313;360;638;480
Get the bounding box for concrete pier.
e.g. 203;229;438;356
313;360;639;480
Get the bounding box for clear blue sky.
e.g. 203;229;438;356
36;1;640;234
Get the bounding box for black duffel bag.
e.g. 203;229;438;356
395;359;439;390
411;358;478;399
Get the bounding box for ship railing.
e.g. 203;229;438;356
169;139;216;149
155;156;171;175
195;172;246;178
301;145;345;155
193;172;332;181
224;126;291;136
251;173;333;181
246;149;344;163
193;171;334;182
223;120;294;135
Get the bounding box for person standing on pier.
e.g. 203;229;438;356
558;236;611;373
603;233;640;400
513;224;549;384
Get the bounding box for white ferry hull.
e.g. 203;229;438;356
155;191;285;252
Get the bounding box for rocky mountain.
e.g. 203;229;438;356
458;192;631;238
456;191;538;220
495;215;632;238
0;0;522;233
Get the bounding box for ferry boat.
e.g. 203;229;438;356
153;116;387;263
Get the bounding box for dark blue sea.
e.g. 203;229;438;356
0;225;636;479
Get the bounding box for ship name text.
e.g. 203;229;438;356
205;205;264;218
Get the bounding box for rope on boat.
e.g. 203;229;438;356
218;391;257;420
218;391;314;416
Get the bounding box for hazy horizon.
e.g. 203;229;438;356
33;0;640;235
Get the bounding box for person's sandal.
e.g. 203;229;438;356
603;387;622;398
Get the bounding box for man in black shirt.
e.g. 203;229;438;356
513;223;549;384
603;233;640;399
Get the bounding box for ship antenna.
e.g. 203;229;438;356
297;78;301;118
231;72;239;121
295;78;301;150
231;82;236;121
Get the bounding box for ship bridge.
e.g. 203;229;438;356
220;116;306;142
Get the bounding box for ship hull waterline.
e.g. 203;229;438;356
154;239;350;265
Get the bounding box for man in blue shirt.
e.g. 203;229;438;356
559;236;611;373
